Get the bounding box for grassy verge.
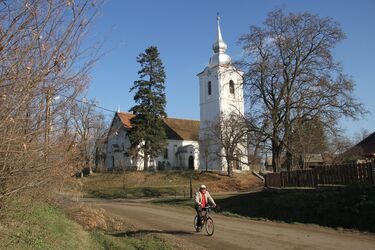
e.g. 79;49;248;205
154;188;375;233
91;231;172;250
0;202;172;250
86;185;185;199
1;202;100;250
81;171;262;199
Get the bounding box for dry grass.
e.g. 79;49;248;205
79;171;263;199
0;198;172;250
56;196;128;232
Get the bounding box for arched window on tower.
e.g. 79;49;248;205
208;81;212;95
229;80;235;94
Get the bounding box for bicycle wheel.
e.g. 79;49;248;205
194;215;201;232
205;217;214;236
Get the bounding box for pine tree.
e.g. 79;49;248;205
128;46;167;170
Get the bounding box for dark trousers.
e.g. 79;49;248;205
195;206;204;225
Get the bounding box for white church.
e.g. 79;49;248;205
105;16;249;172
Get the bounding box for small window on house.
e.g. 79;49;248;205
208;81;212;95
164;148;168;159
229;80;235;94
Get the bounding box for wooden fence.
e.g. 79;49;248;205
265;162;375;188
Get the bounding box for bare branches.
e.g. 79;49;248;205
70;97;107;172
203;112;248;177
239;9;367;171
0;0;103;202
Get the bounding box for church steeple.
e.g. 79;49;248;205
198;14;247;172
212;14;227;54
209;14;231;67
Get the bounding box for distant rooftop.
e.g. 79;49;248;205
117;112;200;141
351;132;375;157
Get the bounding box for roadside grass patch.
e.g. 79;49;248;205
1;201;173;250
87;186;182;199
81;171;262;199
216;188;375;233
2;202;100;250
92;231;172;250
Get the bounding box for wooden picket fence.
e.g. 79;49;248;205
265;162;375;188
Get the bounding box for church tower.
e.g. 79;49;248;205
197;15;248;172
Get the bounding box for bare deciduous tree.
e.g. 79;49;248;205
327;134;356;164
238;9;366;172
206;112;248;177
354;128;371;144
287;118;327;169
71;98;107;174
0;0;102;203
199;133;214;172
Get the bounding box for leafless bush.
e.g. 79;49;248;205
0;0;103;204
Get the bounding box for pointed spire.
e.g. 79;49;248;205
213;13;227;54
216;13;223;42
209;13;231;67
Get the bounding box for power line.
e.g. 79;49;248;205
58;93;117;113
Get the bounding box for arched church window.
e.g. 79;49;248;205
229;80;235;94
208;81;212;95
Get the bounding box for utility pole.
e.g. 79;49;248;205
44;87;52;161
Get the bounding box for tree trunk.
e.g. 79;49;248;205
227;158;233;177
144;153;149;171
285;151;292;171
86;156;92;174
272;141;282;172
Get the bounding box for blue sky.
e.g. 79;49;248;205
86;0;375;137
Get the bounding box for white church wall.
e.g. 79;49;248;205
106;116;200;171
218;67;244;116
105;116;143;171
153;140;199;170
198;16;249;173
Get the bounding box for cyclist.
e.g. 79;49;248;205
194;184;216;227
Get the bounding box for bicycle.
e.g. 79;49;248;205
194;206;214;236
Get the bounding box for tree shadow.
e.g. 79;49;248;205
109;229;193;237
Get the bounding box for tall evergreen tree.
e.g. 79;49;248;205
128;46;167;170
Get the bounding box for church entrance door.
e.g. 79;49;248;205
188;156;194;170
232;159;239;170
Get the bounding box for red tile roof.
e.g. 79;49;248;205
117;112;134;129
116;112;200;141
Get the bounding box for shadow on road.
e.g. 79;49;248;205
110;229;193;237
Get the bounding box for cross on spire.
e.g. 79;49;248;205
212;13;227;54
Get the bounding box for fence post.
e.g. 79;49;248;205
370;162;375;186
189;175;193;198
265;174;268;187
313;167;317;187
280;172;284;187
296;170;300;187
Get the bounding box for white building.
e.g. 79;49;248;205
105;16;248;172
198;15;248;172
105;112;200;170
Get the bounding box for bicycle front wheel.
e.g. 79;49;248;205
205;217;214;236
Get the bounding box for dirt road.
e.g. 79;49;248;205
86;199;375;250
